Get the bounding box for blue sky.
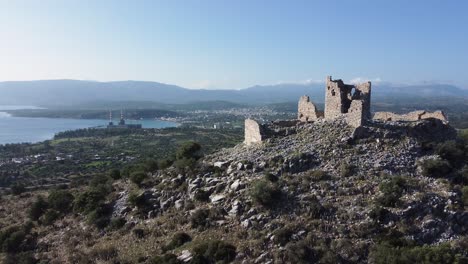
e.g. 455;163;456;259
0;0;467;89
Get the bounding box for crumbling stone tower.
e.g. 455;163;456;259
324;76;371;127
298;95;322;122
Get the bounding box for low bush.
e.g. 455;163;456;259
73;188;107;214
462;186;468;207
264;172;279;183
369;206;390;223
436;140;465;168
193;190;210;202
250;179;282;207
109;169;121;180
273;226;294;246
339;163;355;177
87;204;112;229
190;209;210;228
3;251;36;264
173;158;197;170
376;176;407;207
369;242;465;264
0;225;34;254
133;228;145;239
89;245;118;261
192;240;236;264
285;241;318;264
128;192;149;209
28;196;48;221
130;171;147;186
108;217;126;231
10;183;26;195
420;159;452;178
150;254;181;264
309;170;329;181
40;210;60;226
163;232;192;252
157;159;173;170
47;189;74;213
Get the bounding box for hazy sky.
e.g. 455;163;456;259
0;0;467;89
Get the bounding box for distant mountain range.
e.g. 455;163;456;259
0;79;467;106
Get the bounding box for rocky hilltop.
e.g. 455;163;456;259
2;77;466;263
33;116;466;263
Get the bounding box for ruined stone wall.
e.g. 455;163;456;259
324;76;352;119
244;119;264;146
298;95;322;122
347;100;365;128
373;110;447;123
244;119;298;146
354;82;372;119
324;76;371;126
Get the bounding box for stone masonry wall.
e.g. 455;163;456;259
244;119;263;146
324;76;371;127
373;110;448;123
298;95;322;122
347;100;365;128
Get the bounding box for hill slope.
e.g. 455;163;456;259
5;118;464;263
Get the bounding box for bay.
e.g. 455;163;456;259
0;108;178;145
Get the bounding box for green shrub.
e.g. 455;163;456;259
128;192;148;209
73;189;106;213
173;158;197;169
264;172;279;182
190;209;210;228
462;186;468;207
144;159;159;172
133;228;145;239
1;230;26;253
192;240;236;264
250;180;282;207
377;176;407;207
420;159;452;178
176;142;202;160
158;159;173;170
163;232;192;252
150;254;181;264
369;206;390;223
436;141;465;167
87;204;112;229
339;163;355;177
3;251;36;264
193;190;210;202
130;171;147;186
90;174;112;188
89;245;118;261
10;183;26;195
40;210;60;225
285;241;318;264
109;169;121;180
108;217;126;231
369;242;464;264
48;189;74;213
309;170;329;181
28;196;48;221
273;226;294;246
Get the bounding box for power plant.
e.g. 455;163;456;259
107;110;142;129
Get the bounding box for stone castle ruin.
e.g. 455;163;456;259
244;76;449;145
298;95;323;122
373;110;448;123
